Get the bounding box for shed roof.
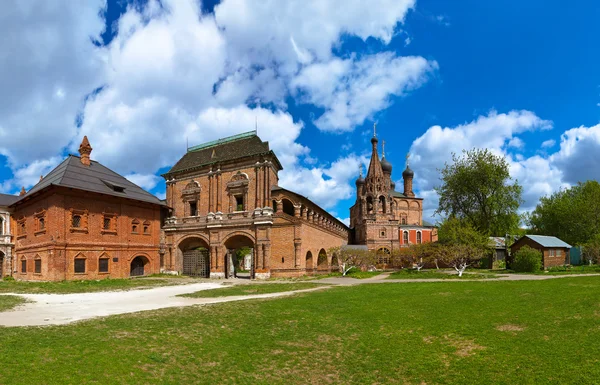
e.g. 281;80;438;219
13;155;164;207
521;235;571;249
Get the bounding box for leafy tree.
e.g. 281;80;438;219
528;180;600;246
393;244;435;271
437;217;491;275
582;234;600;266
512;246;542;272
435;149;523;236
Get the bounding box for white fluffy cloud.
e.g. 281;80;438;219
292;54;438;131
0;0;425;210
551;124;600;185
0;0;106;186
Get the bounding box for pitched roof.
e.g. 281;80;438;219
489;236;506;249
522;235;571;248
390;190;406;198
14;155;164;206
422;220;435;227
0;193;19;207
166;132;281;175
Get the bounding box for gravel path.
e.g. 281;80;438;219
0;282;325;327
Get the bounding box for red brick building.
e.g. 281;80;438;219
10;137;165;280
349;127;437;255
162;131;348;279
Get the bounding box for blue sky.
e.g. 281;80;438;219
1;0;599;224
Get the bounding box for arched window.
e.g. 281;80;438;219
403;231;409;244
282;199;295;216
401;216;407;225
366;196;374;214
417;231;422;244
74;254;86;274
143;221;151;235
377;248;391;264
99;254;110;273
0;217;3;235
131;219;140;234
379;196;386;213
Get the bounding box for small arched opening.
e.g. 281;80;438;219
178;237;210;278
282;199;295;216
317;248;328;271
0;251;4;277
379;196;386;213
305;251;314;273
377;247;391;267
366;196;374;214
130;255;149;277
224;234;255;279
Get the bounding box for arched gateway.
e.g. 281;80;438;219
179;237;210;278
223;234;255;279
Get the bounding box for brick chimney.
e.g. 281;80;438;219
79;136;93;166
19;186;26;196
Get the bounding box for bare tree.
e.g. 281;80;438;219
328;246;377;276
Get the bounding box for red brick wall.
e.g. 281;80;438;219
510;237;569;269
12;187;162;281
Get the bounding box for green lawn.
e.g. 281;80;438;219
180;283;324;298
388;269;498;279
0;276;192;294
1;277;600;384
0;295;26;312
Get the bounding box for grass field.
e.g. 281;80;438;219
0;295;26;312
180;282;323;298
388;269;498;279
1;277;599;384
0;276;191;294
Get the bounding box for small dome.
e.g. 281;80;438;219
381;157;392;174
402;165;414;179
356;175;365;185
371;136;378;145
390;180;396;190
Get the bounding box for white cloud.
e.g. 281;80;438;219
0;0;106;168
541;139;556;148
292;53;438;132
125;173;162;191
408;110;557;219
551;124;600;185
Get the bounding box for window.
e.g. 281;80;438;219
417;231;422;244
74;258;86;274
0;217;3;235
99;258;109;273
403;231;409;244
103;217;111;230
39;217;45;230
34;210;47;234
21;258;26;273
34;258;41;274
380;229;386;238
235;195;244;211
549;249;555;257
556;249;562;257
189;202;198;216
72;215;81;228
69;209;88;233
17;218;26;238
401;217;407;225
143;221;150;235
131;219;139;233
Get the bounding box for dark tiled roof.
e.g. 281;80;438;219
422;220;435;227
0;193;19;207
14;156;164;206
390;190;406;198
166;132;281;175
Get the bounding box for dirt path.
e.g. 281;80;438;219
0;282;326;327
2;272;599;327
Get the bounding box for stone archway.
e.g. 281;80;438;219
317;248;328;272
224;234;255;279
305;251;314;273
178;236;210;278
130;255;149;277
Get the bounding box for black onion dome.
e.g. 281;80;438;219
402;165;414;178
356;175;365;185
381;157;392;174
390;180;396;190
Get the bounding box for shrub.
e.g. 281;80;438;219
2;276;15;282
512;246;542;272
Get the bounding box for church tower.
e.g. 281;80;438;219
349;125;399;252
